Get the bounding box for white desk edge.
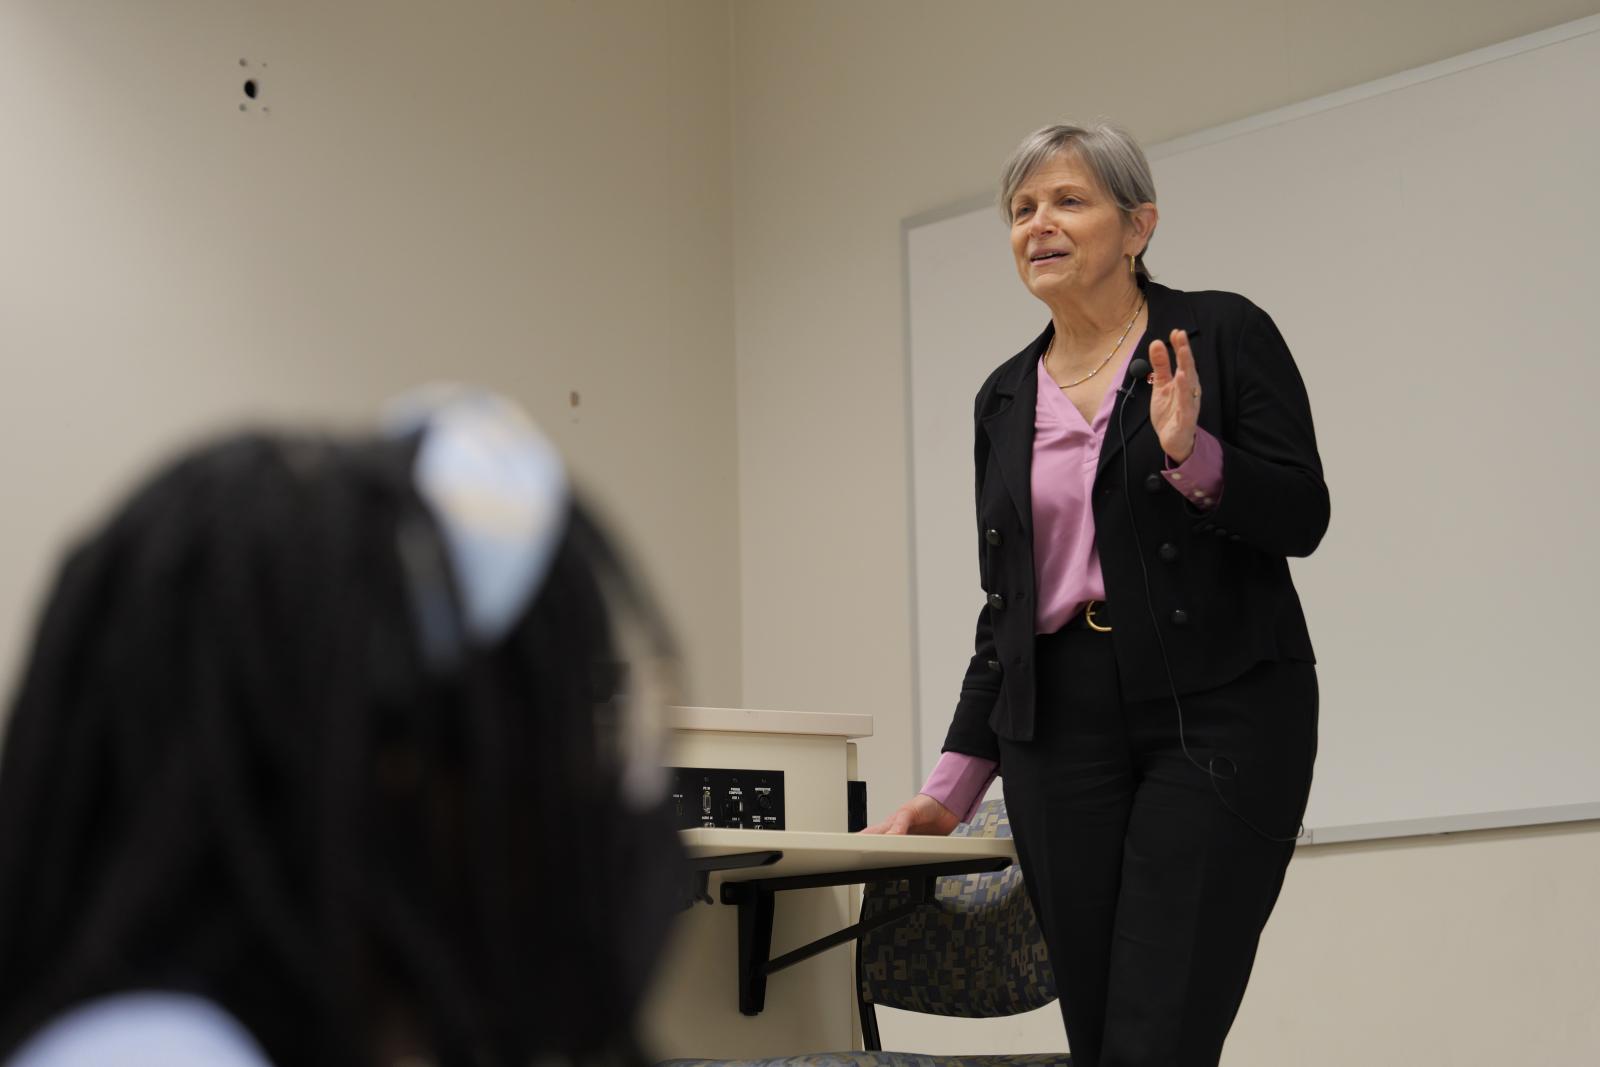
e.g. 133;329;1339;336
667;705;875;739
681;828;1015;882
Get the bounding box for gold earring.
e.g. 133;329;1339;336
1128;254;1136;275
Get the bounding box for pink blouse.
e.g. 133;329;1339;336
920;354;1224;822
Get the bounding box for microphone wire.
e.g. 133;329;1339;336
1114;360;1304;845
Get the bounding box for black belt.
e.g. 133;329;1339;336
1063;599;1112;632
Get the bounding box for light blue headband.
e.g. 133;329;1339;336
385;386;570;659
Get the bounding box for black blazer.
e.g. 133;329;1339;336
941;280;1329;762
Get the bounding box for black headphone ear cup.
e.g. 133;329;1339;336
605;797;689;1016
549;522;686;1027
393;515;469;677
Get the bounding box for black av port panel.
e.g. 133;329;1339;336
670;767;784;830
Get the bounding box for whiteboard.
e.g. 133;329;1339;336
905;15;1600;843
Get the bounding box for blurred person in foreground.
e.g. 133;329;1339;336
0;388;686;1067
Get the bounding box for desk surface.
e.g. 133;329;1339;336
680;828;1016;881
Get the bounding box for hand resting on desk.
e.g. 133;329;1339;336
858;793;959;836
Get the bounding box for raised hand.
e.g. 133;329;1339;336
1147;328;1201;464
859;793;960;836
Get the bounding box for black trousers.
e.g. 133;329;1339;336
999;624;1317;1067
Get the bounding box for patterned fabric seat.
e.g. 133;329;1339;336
656;798;1067;1067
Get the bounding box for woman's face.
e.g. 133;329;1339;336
1008;152;1148;305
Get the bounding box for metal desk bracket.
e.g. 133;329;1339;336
686;850;783;907
718;856;1011;1016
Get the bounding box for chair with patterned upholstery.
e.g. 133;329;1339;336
656;797;1066;1067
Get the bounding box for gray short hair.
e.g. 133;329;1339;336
999;123;1158;279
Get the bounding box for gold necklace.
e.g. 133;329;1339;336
1047;296;1145;390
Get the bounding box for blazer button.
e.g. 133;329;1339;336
1214;527;1229;538
1144;473;1164;494
988;593;1005;611
985;528;1002;546
1230;534;1241;542
1171;609;1190;626
1196;522;1213;533
986;658;1001;673
1159;542;1178;562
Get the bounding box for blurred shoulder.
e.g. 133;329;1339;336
1150;282;1268;330
4;993;272;1067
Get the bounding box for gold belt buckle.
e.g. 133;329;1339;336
1084;600;1112;633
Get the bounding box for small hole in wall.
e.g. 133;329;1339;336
569;391;581;408
244;79;258;99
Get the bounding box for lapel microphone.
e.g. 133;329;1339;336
1122;358;1153;394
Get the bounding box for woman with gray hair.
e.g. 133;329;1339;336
865;123;1327;1066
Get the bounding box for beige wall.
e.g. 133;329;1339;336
0;0;740;706
728;1;1600;1063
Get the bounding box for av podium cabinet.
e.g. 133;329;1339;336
642;706;872;1061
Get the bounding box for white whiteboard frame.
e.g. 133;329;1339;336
899;13;1600;846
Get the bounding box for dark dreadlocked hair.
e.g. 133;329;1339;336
0;429;686;1066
